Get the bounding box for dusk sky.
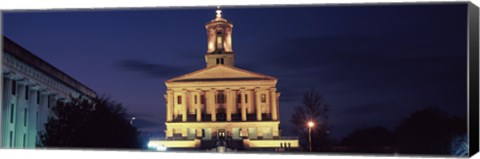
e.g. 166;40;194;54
3;3;468;139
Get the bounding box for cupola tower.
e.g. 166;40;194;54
205;7;235;67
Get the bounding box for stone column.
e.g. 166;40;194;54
188;91;195;115
255;89;262;121
36;90;47;135
240;90;247;121
182;91;187;122
15;81;27;147
270;88;278;121
207;90;216;121
166;90;174;122
2;75;13;147
225;89;232;121
27;86;38;148
196;91;202;121
247;90;254;114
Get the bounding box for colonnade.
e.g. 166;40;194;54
165;88;279;122
2;74;60;148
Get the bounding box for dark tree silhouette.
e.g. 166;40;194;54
341;126;393;147
40;96;141;149
394;106;466;155
290;89;331;151
340;126;394;153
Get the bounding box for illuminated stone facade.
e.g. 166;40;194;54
1;37;96;148
149;8;298;151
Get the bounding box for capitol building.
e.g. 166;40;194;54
148;8;298;151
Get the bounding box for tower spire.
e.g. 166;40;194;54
216;6;222;18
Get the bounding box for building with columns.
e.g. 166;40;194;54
148;8;298;151
1;36;96;148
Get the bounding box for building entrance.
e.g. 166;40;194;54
217;129;226;140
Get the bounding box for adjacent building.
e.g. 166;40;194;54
149;8;298;151
1;36;96;148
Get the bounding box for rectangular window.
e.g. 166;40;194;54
37;91;40;104
12;80;16;95
194;95;198;104
24;108;28;127
9;131;13;147
177;96;182;105
216;58;220;64
237;94;241;103
47;95;52;108
220;59;224;64
261;94;266;103
201;95;205;104
10;104;15;123
245;94;248;103
217;93;225;104
25;86;29;100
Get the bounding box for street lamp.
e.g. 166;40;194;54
130;117;136;125
308;121;314;152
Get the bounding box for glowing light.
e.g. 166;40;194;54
147;141;155;148
156;145;167;151
148;141;167;151
308;121;314;128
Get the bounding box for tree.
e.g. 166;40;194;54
40;96;141;149
341;126;393;147
340;126;394;153
394;106;466;155
290;89;331;151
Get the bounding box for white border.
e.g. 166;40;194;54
0;0;471;10
0;0;478;159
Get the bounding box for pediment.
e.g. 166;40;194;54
166;65;277;83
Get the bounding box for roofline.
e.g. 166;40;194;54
165;65;278;83
165;80;277;88
3;36;97;98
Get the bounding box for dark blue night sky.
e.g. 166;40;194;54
3;3;468;139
